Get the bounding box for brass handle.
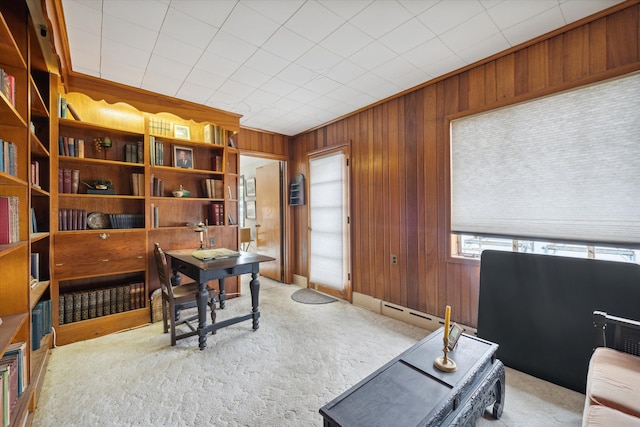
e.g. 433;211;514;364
99;233;110;239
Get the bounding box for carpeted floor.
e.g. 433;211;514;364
33;277;585;426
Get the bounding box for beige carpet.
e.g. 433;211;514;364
34;277;585;426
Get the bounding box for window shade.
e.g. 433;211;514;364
451;72;640;247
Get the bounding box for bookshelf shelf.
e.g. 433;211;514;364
0;313;27;355
30;280;50;309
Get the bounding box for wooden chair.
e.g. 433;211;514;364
153;243;217;346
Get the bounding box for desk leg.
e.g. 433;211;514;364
218;278;226;309
196;281;209;351
250;272;260;330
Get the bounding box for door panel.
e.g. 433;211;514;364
256;162;281;281
308;148;350;301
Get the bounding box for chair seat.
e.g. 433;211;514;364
172;282;215;300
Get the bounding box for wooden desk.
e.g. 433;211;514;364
166;250;275;350
320;329;504;426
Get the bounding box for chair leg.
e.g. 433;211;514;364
169;300;177;346
208;297;217;335
162;295;169;334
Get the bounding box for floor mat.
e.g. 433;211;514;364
291;288;337;304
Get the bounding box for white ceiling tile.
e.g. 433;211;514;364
101;62;145;87
184;67;227;91
318;0;372;20
145;53;192;81
296;45;343;73
243;0;304;24
103;0;168;32
487;1;560;30
245;49;290;76
230;66;272;88
153;34;203;65
440;12;499;53
398;0;440;15
221;2;280;46
176;82;216;104
275;63;316;86
284;1;344;43
205;30;258;64
102;39;151;69
501;7;566;46
66;27;101;59
62;0;621;135
559;0;625;24
379;18;435;55
373;56;420;83
349;41;397;70
141;72;182;96
304;75;342;95
261;27;314;62
349;1;413;39
160;7;219;50
102;15;159;52
325;60;367;84
61;1;102;35
418;0;485;35
169;0;237;28
260;77;298;97
456;32;510;64
320;23;373;59
402;37;456;70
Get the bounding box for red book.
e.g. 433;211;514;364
0;197;10;244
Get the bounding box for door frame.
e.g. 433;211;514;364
307;145;351;301
238;151;292;284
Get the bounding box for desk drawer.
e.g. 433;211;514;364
54;231;145;278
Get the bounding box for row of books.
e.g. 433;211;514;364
0;197;19;245
201;178;225;199
124;142;144;163
108;213;144;229
58;283;145;325
203;123;231;146
0;139;17;177
208;202;225;225
58;208;87;231
31;160;41;188
149;136;165;166
131;173;145;196
58;136;85;158
0;69;15;107
32;299;52;351
58;168;80;194
1;342;27;427
150;175;165;196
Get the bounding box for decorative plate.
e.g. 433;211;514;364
87;212;109;229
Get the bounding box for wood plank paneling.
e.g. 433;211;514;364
283;3;640;328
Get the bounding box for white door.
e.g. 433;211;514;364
308;148;350;300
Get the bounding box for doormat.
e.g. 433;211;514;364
291;288;337;304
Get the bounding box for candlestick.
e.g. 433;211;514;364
444;305;451;342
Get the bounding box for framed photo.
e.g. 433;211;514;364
174;124;191;140
246;178;256;198
246;200;256;219
173;145;194;169
447;323;464;351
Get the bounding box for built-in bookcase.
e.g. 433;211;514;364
51;92;240;346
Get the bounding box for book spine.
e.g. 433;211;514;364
71;169;80;194
81;292;89;320
64;294;73;324
63;168;71;193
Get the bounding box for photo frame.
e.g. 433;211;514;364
173;145;194;169
447;323;464;351
246;178;256;198
174;124;191;140
246;200;256;219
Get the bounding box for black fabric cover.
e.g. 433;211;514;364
477;250;640;393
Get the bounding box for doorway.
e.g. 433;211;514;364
308;148;351;300
240;155;283;282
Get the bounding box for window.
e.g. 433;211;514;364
450;72;640;248
453;233;640;265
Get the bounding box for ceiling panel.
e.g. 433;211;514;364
60;0;626;136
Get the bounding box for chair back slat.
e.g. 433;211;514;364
154;243;175;299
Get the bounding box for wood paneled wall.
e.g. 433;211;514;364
287;2;640;328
